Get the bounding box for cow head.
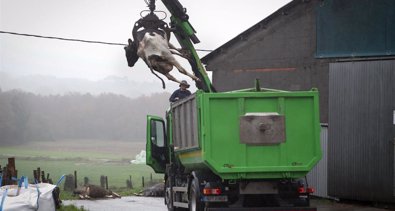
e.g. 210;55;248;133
124;39;139;67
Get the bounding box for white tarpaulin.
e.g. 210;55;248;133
131;150;146;164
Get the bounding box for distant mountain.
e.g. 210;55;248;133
0;72;179;98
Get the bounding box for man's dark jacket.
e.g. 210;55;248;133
169;89;191;102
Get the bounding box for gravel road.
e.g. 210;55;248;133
63;196;166;211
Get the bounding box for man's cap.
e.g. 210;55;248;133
179;80;190;88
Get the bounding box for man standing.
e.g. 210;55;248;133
169;80;191;102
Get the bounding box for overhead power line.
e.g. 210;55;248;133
0;30;125;46
0;30;213;52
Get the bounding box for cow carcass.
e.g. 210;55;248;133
125;30;199;89
73;185;121;199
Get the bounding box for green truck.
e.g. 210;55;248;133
139;0;322;210
147;88;321;211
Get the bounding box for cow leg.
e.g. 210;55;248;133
168;43;190;60
169;49;191;61
169;49;186;58
170;59;200;81
177;65;200;81
168;42;178;50
164;73;181;84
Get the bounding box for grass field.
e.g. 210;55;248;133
0;140;163;189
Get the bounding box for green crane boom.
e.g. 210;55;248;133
161;0;215;92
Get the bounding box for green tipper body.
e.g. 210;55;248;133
170;89;321;180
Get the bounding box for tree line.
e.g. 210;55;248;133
0;89;170;145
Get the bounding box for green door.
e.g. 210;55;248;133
146;115;167;173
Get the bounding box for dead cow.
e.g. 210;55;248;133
74;185;120;199
125;31;199;88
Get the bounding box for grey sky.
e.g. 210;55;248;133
0;0;291;91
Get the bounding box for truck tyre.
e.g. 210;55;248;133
189;178;204;211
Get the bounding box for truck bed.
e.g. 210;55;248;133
171;89;321;180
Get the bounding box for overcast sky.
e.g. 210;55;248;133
0;0;291;90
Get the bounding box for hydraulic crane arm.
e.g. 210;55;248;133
160;0;215;92
132;0;215;92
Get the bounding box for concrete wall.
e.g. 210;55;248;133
204;1;330;123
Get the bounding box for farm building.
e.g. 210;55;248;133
202;0;395;203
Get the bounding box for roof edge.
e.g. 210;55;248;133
201;0;303;66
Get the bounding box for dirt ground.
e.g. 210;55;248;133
64;197;391;211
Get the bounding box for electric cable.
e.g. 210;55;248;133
0;30;213;52
0;30;125;46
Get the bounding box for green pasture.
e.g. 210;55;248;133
0;140;144;160
0;147;119;160
0;140;162;189
12;159;162;188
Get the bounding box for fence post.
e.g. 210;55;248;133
33;170;37;183
100;175;106;188
105;176;108;190
41;171;45;183
74;170;77;189
63;174;75;191
37;167;41;183
126;175;133;189
84;177;89;186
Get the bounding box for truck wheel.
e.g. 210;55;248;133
189;179;204;211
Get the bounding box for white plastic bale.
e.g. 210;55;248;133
0;183;56;211
36;183;56;211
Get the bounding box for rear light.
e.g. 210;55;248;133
306;187;315;193
203;188;222;195
298;187;315;194
203;188;210;195
297;187;305;194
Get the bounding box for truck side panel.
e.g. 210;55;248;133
172;96;199;150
